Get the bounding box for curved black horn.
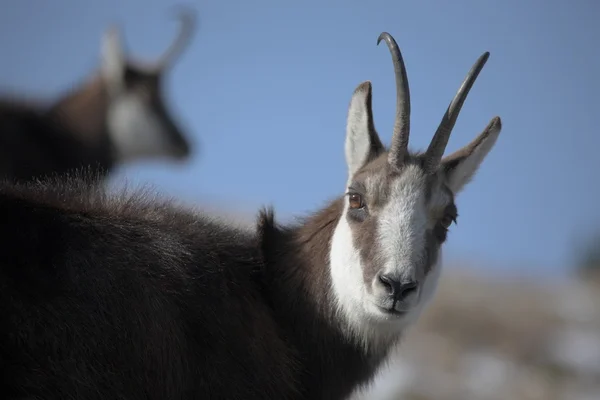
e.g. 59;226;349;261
156;7;198;70
377;32;411;168
423;51;490;173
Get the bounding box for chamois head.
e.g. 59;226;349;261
329;33;501;346
100;8;196;163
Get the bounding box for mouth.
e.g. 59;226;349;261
375;304;408;317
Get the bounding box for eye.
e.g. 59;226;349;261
348;193;364;210
439;214;456;229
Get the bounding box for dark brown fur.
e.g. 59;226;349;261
0;86;114;183
0;173;394;400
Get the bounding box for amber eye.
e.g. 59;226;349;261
348;193;364;210
439;214;455;229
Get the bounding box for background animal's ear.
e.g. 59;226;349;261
101;25;126;93
345;81;384;178
441;117;502;194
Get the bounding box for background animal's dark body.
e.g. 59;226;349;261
0;177;388;400
0;98;112;183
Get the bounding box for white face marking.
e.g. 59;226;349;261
329;165;443;351
377;166;428;288
107;94;178;162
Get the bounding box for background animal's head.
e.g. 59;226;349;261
329;33;502;348
100;8;196;164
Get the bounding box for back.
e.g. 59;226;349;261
0;99;110;182
0;178;298;399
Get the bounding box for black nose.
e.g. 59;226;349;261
378;274;418;301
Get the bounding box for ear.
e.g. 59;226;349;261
101;25;126;93
441;116;502;194
345;81;384;178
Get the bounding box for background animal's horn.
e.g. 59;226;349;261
377;32;411;169
156;7;198;70
423;51;490;173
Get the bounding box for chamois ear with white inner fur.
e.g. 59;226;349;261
344;81;384;178
441;116;502;194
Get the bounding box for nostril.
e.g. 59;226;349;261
378;273;401;296
378;274;394;294
378;274;418;301
398;281;418;299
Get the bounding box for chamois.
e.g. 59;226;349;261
0;33;502;400
0;8;197;183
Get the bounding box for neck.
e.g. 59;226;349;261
258;199;395;400
41;73;114;176
46;73;113;154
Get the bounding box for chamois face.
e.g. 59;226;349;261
329;34;501;348
100;11;196;164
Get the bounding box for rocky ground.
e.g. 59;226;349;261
350;267;600;400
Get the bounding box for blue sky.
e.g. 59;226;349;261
1;0;598;278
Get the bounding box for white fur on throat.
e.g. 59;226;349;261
329;181;443;352
377;166;428;289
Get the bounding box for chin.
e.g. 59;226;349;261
366;302;415;325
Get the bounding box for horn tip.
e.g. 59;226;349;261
377;32;390;45
490;116;502;131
